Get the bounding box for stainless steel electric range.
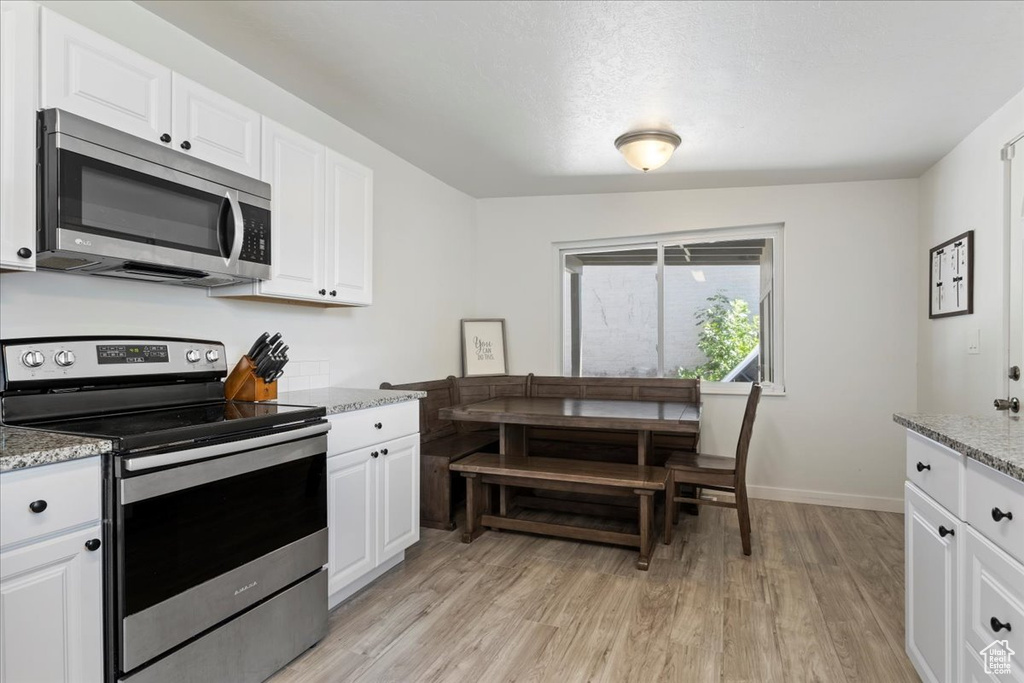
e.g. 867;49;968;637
0;336;329;683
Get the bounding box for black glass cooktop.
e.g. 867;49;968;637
24;401;325;452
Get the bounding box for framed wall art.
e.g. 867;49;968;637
929;230;973;319
461;318;508;377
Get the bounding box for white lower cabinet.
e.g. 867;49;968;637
0;524;103;683
905;481;960;683
376;434;420;564
904;430;1024;683
0;457;104;683
326;404;420;608
327;448;376;595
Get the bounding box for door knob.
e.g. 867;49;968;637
330;290;337;297
28;500;47;513
159;133;171;143
1011;366;1021;382
994;397;1020;412
916;462;931;472
16;247;32;259
180;140;191;150
938;526;954;538
318;289;326;296
84;538;101;551
381;448;388;455
370;451;379;458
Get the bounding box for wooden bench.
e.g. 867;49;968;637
450;452;669;570
380;377;499;530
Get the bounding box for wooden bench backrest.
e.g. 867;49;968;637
528;376;700;404
379;376;458;443
452;375;531;433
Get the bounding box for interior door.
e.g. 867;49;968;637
1005;136;1023;413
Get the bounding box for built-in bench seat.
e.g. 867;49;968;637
450;452;669;570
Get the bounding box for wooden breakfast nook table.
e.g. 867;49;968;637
442;396;702;570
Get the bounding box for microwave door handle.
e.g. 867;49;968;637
217;192;244;266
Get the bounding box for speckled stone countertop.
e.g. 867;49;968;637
275;387;425;416
0;425;112;473
893;413;1024;483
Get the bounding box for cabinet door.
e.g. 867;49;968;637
325;150;373;305
376;434;420;563
327;449;376;599
0;1;38;271
259;118;325;300
905;482;960;683
41;8;172;144
0;524;103;683
171;73;261;178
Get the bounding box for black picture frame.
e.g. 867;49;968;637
929;230;974;319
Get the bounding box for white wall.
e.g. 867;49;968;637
0;1;477;387
917;90;1024;413
475;180;919;510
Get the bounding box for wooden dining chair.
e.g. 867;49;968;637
663;383;762;555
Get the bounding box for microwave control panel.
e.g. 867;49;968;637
239;205;271;265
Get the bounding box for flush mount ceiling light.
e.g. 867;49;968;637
614;130;682;172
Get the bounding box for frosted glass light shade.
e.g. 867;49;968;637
614;131;682;172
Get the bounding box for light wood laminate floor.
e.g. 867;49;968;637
270;499;918;683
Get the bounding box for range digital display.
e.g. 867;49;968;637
97;344;169;364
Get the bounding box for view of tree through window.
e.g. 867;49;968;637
562;234;778;386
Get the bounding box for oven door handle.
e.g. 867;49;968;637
123;422;330;473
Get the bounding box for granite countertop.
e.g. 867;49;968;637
893;413;1024;483
0;425;112;473
275;387;426;416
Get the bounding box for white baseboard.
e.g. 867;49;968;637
745;484;903;513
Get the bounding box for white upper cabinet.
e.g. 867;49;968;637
212;119;374;306
259;119;326;299
41;7;172;144
171;73;261;177
0;0;38;271
325;150;373;306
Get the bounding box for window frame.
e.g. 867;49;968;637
552;222;786;395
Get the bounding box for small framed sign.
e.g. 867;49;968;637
461;319;508;377
929;230;973;319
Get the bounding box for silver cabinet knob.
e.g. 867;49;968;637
205;349;220;363
54;350;76;367
21;350;44;368
185;349;201;363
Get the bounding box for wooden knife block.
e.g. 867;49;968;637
225;355;278;402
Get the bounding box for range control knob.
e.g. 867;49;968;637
54;350;76;367
205;349;220;363
21;350;44;368
185;349;201;363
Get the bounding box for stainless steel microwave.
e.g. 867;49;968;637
36;109;271;287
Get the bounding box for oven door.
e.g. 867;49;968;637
115;423;328;674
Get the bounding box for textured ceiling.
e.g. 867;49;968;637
138;0;1024;198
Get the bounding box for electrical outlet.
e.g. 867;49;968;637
967;329;980;355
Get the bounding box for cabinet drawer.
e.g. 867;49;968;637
962;526;1024;683
907;431;964;517
327;401;419;455
0;457;101;549
966;459;1024;565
